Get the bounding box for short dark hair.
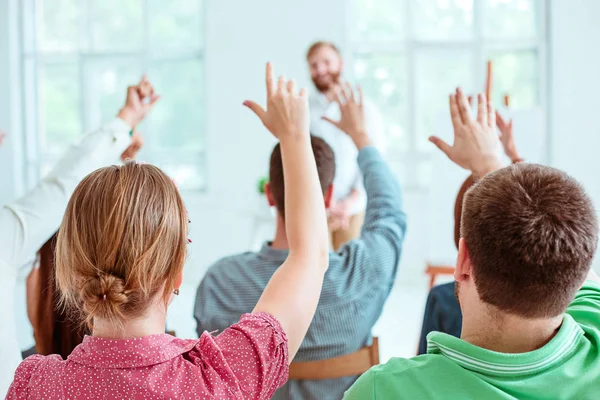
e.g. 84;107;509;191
269;136;335;216
306;41;341;60
462;163;598;318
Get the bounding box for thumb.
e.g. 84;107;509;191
149;94;161;106
145;94;161;112
429;136;453;159
243;100;267;122
322;116;340;129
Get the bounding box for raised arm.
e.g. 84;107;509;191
0;76;159;268
324;83;406;274
429;88;504;178
244;63;329;361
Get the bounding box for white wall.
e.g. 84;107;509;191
549;0;600;271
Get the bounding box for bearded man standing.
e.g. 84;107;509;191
307;41;386;250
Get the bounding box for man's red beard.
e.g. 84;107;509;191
312;71;341;93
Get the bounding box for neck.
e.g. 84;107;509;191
92;302;167;339
461;307;563;353
270;214;290;250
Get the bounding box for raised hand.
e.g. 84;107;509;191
243;63;309;140
429;88;504;178
117;75;161;129
248;63;329;362
0;129;6;146
120;130;144;162
329;198;351;231
496;111;521;162
322;83;372;149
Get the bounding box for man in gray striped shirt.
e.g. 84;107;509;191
194;84;406;400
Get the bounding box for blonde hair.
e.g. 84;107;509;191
55;162;188;328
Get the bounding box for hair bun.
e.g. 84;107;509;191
80;273;129;318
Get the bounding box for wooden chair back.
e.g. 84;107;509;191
289;337;380;380
425;263;455;289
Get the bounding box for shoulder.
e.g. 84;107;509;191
16;354;63;373
567;280;600;331
345;355;453;399
201;252;259;283
7;355;63;396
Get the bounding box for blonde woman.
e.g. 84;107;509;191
7;64;329;400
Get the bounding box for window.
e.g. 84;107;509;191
20;0;205;190
351;0;546;189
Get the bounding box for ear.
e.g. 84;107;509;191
455;238;472;283
264;182;276;207
324;184;334;209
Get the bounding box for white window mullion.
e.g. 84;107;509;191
540;0;552;164
405;0;418;189
80;0;91;133
142;0;155;155
30;0;41;187
473;0;485;98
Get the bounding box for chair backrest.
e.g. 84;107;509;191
425;263;455;289
288;337;380;380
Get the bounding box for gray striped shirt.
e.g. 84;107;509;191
194;147;407;400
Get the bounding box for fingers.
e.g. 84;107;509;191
429;136;453;159
322;116;340;129
495;110;508;131
138;75;154;98
139;75;149;91
487;102;495;129
149;94;161;106
449;94;462;131
344;82;355;103
456;88;471;124
126;85;137;97
299;88;307;97
333;86;345;105
476;93;487;126
266;62;275;96
243;100;267;122
287;79;296;94
277;76;285;92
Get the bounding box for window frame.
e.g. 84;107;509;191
18;0;207;192
348;0;549;191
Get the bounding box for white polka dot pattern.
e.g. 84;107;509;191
6;312;289;399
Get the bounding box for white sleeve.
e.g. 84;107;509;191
0;118;131;269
